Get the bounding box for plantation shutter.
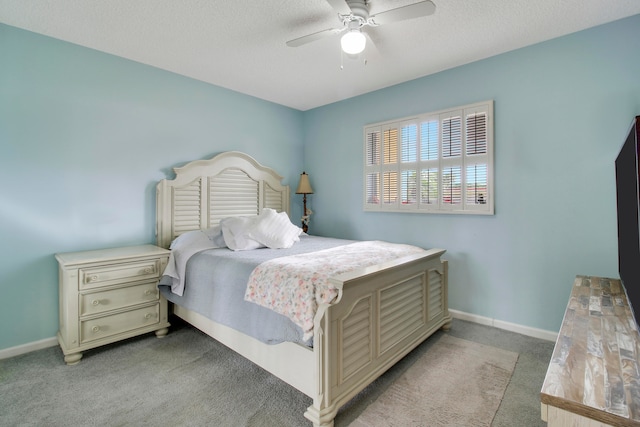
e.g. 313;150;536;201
439;111;463;211
463;108;490;211
364;127;381;208
420;119;439;208
400;122;418;206
363;100;493;214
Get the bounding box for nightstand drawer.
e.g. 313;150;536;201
80;304;160;344
80;259;162;290
80;282;159;316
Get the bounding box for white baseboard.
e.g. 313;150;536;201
449;309;558;342
0;337;58;360
0;311;557;360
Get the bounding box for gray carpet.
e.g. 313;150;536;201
0;318;554;426
350;335;518;426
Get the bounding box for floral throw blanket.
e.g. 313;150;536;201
244;241;425;341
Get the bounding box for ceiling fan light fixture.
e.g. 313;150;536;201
340;29;366;55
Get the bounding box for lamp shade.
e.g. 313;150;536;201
340;29;366;55
296;172;314;194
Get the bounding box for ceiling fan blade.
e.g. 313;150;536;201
325;0;352;15
286;28;342;47
370;0;436;25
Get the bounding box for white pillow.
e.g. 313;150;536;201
169;228;222;251
219;216;265;251
202;225;226;247
248;208;302;249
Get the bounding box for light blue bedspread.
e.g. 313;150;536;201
159;235;354;345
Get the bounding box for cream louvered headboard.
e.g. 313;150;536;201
156;151;290;248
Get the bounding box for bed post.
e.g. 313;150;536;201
305;302;338;427
156;180;171;249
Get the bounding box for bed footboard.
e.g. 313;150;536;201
305;248;451;427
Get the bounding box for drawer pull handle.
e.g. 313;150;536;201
144;289;153;296
144;267;152;274
88;275;99;282
92;300;100;306
92;326;100;333
144;313;153;320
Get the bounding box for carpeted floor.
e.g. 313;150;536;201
350;335;518;426
0;318;554;426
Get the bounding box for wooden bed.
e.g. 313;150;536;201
155;151;452;426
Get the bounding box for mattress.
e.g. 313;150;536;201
159;235;354;345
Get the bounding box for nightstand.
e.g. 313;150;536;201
56;244;171;365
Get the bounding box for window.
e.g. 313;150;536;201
364;100;493;214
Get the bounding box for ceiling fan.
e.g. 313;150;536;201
286;0;436;55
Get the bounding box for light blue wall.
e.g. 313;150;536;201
303;14;640;332
2;15;639;352
0;24;303;350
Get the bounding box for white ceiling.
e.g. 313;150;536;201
1;0;639;111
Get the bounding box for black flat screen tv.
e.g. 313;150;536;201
615;116;640;329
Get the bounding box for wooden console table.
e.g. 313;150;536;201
541;275;640;426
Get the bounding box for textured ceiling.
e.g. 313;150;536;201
1;0;639;111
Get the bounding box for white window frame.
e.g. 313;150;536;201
364;100;494;215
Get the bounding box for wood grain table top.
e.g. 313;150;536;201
541;275;640;426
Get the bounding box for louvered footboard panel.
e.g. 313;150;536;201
428;268;445;320
336;266;445;377
379;273;426;355
317;253;450;427
340;297;372;381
